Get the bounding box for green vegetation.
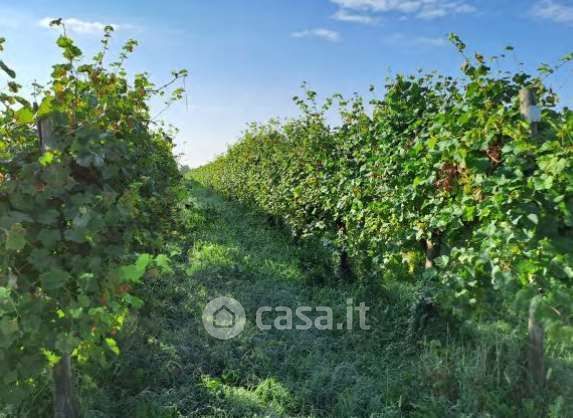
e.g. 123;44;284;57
52;184;573;417
1;29;572;417
192;37;573;416
0;25;187;415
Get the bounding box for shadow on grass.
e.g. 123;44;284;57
83;184;573;418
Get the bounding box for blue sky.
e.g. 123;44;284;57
0;0;572;166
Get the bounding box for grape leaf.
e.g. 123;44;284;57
5;224;26;251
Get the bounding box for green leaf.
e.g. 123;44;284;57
37;229;61;248
135;253;152;271
27;248;57;270
78;294;91;308
122;293;144;309
55;334;80;354
119;254;152;283
434;255;450;268
69;307;83;319
39;152;55;166
40;268;71;290
56;36;73;49
56;36;82;60
105;337;120;355
64;228;87;243
0;212;33;230
0;317;19;336
37;97;54;117
448;33;466;52
538;63;554;75
37;209;60;225
155;254;172;273
0;60;16;79
15;107;34;124
527;213;539;225
5;223;27;251
2;371;17;385
561;52;573;63
7;81;20;93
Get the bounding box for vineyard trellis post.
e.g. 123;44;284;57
519;87;545;391
424;235;440;269
519;88;541;136
52;354;80;418
38;116;80;418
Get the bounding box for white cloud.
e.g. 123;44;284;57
385;33;448;47
531;0;573;24
330;0;476;19
39;17;119;35
332;9;378;24
291;28;341;42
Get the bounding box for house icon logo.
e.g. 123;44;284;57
213;305;236;328
202;296;246;340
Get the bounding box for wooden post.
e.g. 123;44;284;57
424;233;440;269
35;118;79;418
519;88;540;135
520;89;545;389
336;220;352;279
528;298;545;389
424;239;436;269
53;354;80;418
38;117;56;152
339;248;352;278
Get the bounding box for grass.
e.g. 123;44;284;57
70;182;573;417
